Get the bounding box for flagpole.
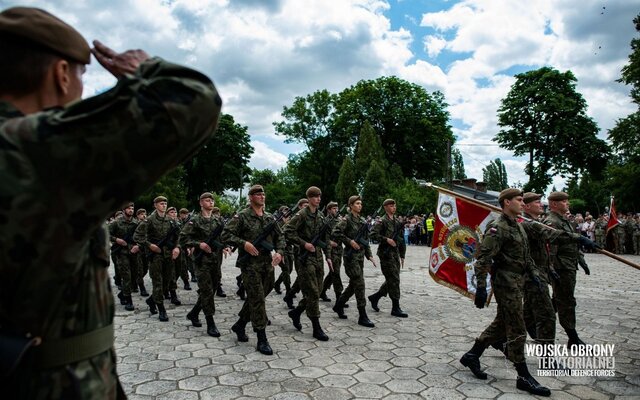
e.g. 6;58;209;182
426;183;640;271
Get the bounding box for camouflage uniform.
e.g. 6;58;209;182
108;215;139;303
615;218;626;254
275;240;294;294
594;217;607;249
321;215;344;300
370;215;406;303
0;57;221;398
221;207;285;331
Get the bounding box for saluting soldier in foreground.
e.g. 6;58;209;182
0;6;221;398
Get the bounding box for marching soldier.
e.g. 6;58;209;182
460;189;550;396
368;199;408;318
332;195;377;328
212;206;227;297
166;206;188;296
0;6;221;398
178;208;194;290
134;196;182;321
275;206;294;295
108;202;140;311
283;198;310;309
135;208;150;296
319;202;345;304
221;185;285;355
284;187;333;341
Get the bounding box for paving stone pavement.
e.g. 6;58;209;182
113;246;640;399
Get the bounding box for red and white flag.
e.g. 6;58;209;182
429;190;499;298
606;196;619;234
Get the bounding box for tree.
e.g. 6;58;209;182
135;166;188;211
495;67;609;193
361;159;389;216
482;158;508;191
451;148;466;180
354;121;387;182
335;157;358;205
249;166;304;213
183;113;253;204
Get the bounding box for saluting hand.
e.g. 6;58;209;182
91;40;150;78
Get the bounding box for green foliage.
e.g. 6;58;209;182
335;157;358;205
387;179;438;216
482;158;508;191
496;67;609;193
355;121;387;181
361;159;389;216
212;193;241;217
619;15;640;105
451;148;466;180
565;175;610;217
135;166;188;212
249;166;304;213
183;113;253;205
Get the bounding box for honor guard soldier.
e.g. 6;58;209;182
460;189;551;396
0;6;221;398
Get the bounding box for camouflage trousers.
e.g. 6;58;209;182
523;279;556;344
149;251;176;303
275;253;293;291
615;233;625;254
376;252;401;301
113;250;134;296
322;250;343;298
195;254;222;316
238;259;273;331
339;256;367;308
477;280;526;363
135;252;149;286
594;233;605;249
289;253;302;296
551;268;577;331
175;252;190;286
294;252;325;318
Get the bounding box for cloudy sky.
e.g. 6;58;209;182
6;0;638;190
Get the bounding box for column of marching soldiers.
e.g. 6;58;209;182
108;185;408;357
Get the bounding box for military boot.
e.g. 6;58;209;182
170;290;181;306
390;299;408;318
283;291;295;309
357;306;375;328
256;329;273;355
157;303;169;322
490;339;509;357
274;277;282;294
124;295;135;311
164;291;170;300
460;341;488;379
186;301;202;327
288;306;304;331
231;318;249;342
566;329;586;348
310;317;329;341
216;284;227;298
205;315;220;337
332;297;347;319
139;282;149;297
145;296;158;315
368;291;382;312
515;362;551;396
526;323;537;340
117;291;127;305
319;291;331;302
183;282;192;290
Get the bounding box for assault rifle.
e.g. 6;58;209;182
299;204;346;263
194;217;227;261
112;221;138;255
149;211;194;259
236;205;298;263
382;218;405;256
344;217;372;259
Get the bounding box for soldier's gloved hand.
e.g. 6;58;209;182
578;258;591;275
550;269;561;283
578;236;597;250
474;288;487;309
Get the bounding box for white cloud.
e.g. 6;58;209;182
249;141;288;170
423;34;447;58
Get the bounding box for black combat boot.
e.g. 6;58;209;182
390;299;408;318
157;303;169;322
231;318;249;342
310;317;329;341
368;291;382;312
332;297;347;319
274;276;282;294
216;284;227;298
124;295;135;311
357;306;375;328
132;285;139;293
319;291;331;302
256;329;273;355
288;306;304;331
117;291;127;305
164;291;170;300
515;362;551;396
170;290;181;306
283;291;295;309
460;341;488;379
145;296;158;315
490;339;509;357
139;282;149;297
526;323;537;340
566;329;586;348
186;301;202;327
184;282;192;290
205;315;220;337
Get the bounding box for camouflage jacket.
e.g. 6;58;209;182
370;214;406;259
108;215;139;254
544;211;579;270
134;210;180;250
333;212;373;261
179;212;225;260
326;212;343;257
221;207;285;266
475;213;536;290
0;57;220;395
594;219;607;235
284;207;332;261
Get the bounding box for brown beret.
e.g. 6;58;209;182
498;188;523;203
124;202;134;209
248;185;264;196
199;192;214;200
278;205;290;214
167;207;177;213
212;207;220;213
548;191;569;201
297;198;309;207
0;7;91;64
348;195;361;206
327;201;338;209
153;196;168;203
306;186;322;198
179;208;189;214
136;208;147;216
523;192;542;204
383;199;396;207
